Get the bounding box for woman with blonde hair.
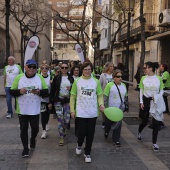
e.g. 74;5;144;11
99;62;114;128
40;64;51;139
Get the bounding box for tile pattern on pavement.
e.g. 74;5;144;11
0;73;170;170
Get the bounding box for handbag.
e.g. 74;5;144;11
115;83;129;112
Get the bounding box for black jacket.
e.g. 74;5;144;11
49;73;74;104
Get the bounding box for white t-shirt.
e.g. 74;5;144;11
4;64;22;87
106;74;113;84
104;82;127;107
59;76;71;97
139;75;164;103
11;73;48;115
71;76;103;118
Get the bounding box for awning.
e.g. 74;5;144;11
147;31;170;40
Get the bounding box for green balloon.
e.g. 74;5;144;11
104;107;124;122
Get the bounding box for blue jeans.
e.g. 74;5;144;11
5;87;13;115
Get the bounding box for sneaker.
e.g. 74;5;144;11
104;132;108;138
114;142;121;147
84;155;91;163
59;138;64;146
101;122;105;129
46;124;50;131
76;146;82;155
30;138;37;151
6;114;12;119
137;132;142;141
153;144;159;152
41;130;47;139
22;149;29;158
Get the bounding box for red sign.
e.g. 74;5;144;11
29;41;36;48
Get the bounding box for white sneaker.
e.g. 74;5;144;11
137;132;142;141
84;155;91;163
153;144;159;152
6;114;12;119
41;130;47;139
46;124;50;131
76;146;82;155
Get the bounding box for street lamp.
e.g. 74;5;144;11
92;29;99;69
124;0;135;91
23;25;29;54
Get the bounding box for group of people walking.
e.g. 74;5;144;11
4;56;170;163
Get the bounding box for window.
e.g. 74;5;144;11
105;29;108;38
59;44;68;49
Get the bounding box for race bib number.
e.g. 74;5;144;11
54;104;63;115
41;103;47;112
24;86;36;96
80;88;94;98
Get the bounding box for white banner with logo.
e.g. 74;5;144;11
24;35;40;64
75;44;84;63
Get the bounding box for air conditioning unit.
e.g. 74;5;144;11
159;9;170;25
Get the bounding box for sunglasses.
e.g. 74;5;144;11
115;76;122;78
28;65;36;69
41;67;49;70
74;70;79;72
61;67;68;69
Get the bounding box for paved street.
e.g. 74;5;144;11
0;75;170;170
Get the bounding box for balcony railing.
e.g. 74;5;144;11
119;13;156;41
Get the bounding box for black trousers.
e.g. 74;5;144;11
76;117;97;155
18;114;39;150
105;116;122;143
41;103;50;130
163;95;169;113
138;96;160;144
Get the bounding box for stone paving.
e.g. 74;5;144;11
0;75;170;170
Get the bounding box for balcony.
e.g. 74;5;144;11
119;13;156;41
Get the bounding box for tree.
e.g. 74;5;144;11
52;0;92;59
4;0;51;68
139;0;145;78
92;0;130;61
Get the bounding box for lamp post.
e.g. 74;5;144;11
124;0;135;91
92;29;98;69
5;0;10;64
23;25;28;54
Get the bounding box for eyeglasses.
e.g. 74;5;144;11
115;76;122;78
41;67;49;70
74;70;79;72
61;67;68;69
83;69;91;72
28;65;36;69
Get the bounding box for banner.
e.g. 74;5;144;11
24;35;40;64
75;44;84;63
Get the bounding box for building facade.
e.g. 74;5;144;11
0;0;51;68
50;0;94;63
